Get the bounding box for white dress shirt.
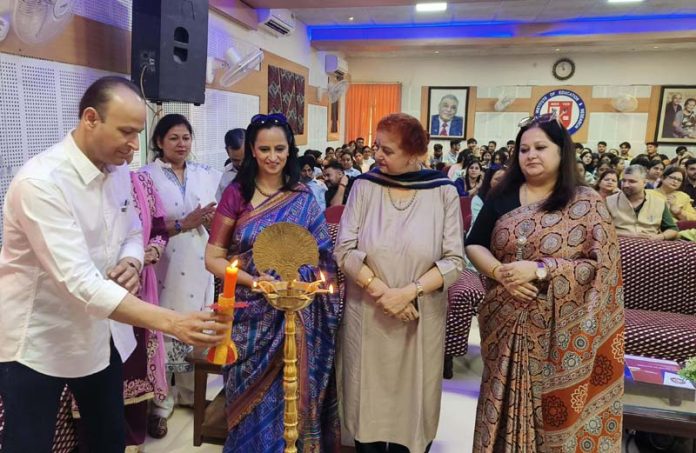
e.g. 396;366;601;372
216;162;238;201
304;179;328;211
344;167;362;179
0;132;143;378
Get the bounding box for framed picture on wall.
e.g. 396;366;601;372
427;87;469;139
655;86;696;144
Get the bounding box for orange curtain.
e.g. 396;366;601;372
346;84;401;145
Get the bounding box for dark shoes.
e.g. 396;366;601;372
147;414;168;439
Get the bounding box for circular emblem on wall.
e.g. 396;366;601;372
534;89;587;135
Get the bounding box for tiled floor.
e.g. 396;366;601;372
140;319;670;452
143;321;484;453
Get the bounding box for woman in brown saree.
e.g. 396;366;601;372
465;112;624;452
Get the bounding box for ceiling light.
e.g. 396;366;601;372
434;50;440;54
416;3;448;13
348;16;354;21
555;48;560;51
653;46;659;49
607;0;644;3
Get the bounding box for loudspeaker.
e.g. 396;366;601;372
131;0;208;105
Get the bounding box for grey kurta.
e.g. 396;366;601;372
334;179;464;453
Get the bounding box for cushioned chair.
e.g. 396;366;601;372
325;205;345;225
620;237;696;364
677;220;696;231
443;196;486;378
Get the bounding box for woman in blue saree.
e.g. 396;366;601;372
205;113;342;452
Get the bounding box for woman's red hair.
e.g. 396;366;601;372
376;113;429;157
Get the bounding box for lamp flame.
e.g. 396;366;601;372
329;284;334;294
230;259;239;268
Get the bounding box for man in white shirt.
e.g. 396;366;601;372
299;155;327;210
442;139;461;165
0;77;228;451
216;128;245;201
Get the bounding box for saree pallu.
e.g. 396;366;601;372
124;172;168;405
473;187;624;453
209;186;342;453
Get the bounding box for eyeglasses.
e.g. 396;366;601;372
666;175;684;183
518;110;559;128
250;113;289;126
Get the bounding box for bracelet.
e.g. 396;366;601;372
490;264;501;279
363;275;376;289
174;219;183;234
152;247;161;260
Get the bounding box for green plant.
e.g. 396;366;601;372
678;357;696;384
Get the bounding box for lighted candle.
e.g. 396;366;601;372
222;259;239;298
329;284;334;294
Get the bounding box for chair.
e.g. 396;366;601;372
459;196;472;232
325;205;345;224
677;220;696;230
619;237;696;364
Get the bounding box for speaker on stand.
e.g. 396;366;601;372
131;0;208;105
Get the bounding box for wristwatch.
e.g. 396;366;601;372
412;280;424;311
174;219;183;234
535;261;548;281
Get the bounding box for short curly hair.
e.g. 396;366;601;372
376;113;428;157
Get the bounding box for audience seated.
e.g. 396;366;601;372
606;164;679;241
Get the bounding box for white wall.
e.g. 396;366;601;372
349;51;696;156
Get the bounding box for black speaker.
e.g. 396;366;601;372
131;0;208;105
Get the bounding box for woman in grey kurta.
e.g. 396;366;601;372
335;113;464;453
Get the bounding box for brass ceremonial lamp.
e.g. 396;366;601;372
251;223;333;453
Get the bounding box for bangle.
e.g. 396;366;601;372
151;247;161;260
490;264;501;279
363;275;376;289
174;219;183;234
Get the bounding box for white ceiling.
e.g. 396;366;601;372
292;0;696;25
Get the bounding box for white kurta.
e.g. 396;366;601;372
142;159;221;316
334;180;464;453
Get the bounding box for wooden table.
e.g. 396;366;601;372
185;349;356;451
185;349;227;446
623;359;696;439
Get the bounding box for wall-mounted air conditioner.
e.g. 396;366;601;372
258;9;295;37
325;54;348;77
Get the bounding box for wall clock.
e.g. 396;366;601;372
552;58;575;81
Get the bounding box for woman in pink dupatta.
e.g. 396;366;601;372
466;114;624;452
123;171;169;446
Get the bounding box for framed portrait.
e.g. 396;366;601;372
427;87;469;139
655;86;696;145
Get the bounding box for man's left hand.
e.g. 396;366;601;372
108;258;141;295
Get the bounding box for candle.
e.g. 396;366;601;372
329;284;334;294
222;259;239;298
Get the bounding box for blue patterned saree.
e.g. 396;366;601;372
208;183;341;452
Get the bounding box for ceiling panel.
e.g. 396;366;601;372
291;0;696;26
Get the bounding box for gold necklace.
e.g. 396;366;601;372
255;182;281;198
387;187;417;211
